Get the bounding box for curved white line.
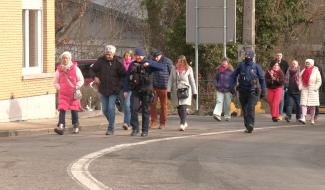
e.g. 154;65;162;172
68;124;300;190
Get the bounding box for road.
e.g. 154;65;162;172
0;115;324;190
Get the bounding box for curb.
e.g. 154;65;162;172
0;110;124;138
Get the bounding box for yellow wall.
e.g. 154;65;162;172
0;0;56;100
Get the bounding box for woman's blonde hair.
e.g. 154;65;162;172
123;50;134;59
177;55;189;69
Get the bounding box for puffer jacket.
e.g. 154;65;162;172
152;56;173;89
214;65;234;92
299;67;322;106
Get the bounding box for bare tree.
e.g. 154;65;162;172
55;0;148;60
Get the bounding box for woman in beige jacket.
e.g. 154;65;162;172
298;59;322;125
167;55;197;131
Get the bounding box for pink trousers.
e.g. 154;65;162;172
267;87;283;118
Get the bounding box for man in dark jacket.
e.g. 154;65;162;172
231;50;266;133
270;52;289;119
124;48;163;137
149;50;173;129
91;45;126;135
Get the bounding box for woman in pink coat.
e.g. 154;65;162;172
54;51;84;135
298;59;322;125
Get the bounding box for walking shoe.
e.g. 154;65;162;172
130;130;139;136
285;116;291;123
106;130;114;135
179;124;185;131
225;118;230;122
244;124;254;133
244;129;253;133
311;119;315;125
213;114;221;121
272;117;278;122
159;124;165;129
54;124;64;135
298;117;306;124
73;127;79;134
141;132;148;137
184;122;188;129
150;122;158;129
278;115;283;121
122;123;129;130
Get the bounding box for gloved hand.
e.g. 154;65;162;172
167;92;171;100
192;94;197;100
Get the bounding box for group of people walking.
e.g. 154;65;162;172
212;50;323;133
54;45;197;136
53;45;323;136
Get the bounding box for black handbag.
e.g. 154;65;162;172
177;88;189;99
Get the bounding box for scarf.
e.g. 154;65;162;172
218;65;227;73
176;63;186;75
301;66;314;87
123;58;132;71
284;67;300;87
61;62;73;72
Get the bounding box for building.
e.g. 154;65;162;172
0;0;56;122
56;0;148;60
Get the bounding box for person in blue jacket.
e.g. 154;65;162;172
231;50;266;133
123;48;163;137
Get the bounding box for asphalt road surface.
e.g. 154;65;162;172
0;114;324;190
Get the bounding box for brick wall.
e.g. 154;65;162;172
0;0;56;100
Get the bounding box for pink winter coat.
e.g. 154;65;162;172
56;64;81;111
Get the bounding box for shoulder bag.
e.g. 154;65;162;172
63;72;82;100
176;70;189;99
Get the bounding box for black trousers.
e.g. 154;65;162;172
177;105;188;125
58;110;79;127
130;91;153;133
239;90;258;130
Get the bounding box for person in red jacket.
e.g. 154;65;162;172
265;63;285;122
54;51;84;135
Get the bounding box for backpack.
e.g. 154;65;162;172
238;62;259;91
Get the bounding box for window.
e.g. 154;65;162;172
22;0;43;75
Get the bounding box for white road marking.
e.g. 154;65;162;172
68;124;300;190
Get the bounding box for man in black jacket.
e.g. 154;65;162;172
91;45;126;135
124;48;163;137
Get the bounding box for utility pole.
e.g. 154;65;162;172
243;0;255;51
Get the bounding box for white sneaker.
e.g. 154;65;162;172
73;127;79;134
179;124;185;131
311;120;315;125
299;118;306;124
184;122;188;129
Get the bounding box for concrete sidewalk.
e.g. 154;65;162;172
0;110;124;137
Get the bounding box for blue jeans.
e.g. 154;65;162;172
123;91;132;126
286;93;301;120
101;94;117;131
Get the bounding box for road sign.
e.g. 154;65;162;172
186;0;236;44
